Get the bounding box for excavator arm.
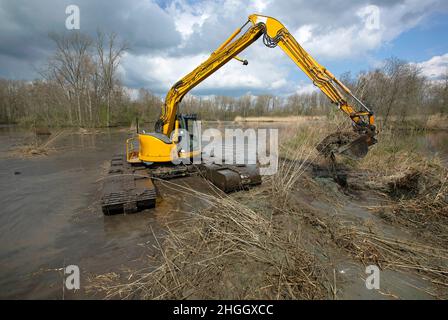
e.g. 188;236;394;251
152;14;377;160
155;20;265;135
250;15;375;128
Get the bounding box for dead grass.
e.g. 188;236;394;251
12;144;53;156
367;165;448;247
426;114;448;130
87;129;340;299
272;122;448;297
87;178;330;299
351;128;448;248
10;129;66;157
279;186;448;298
331;221;448;296
87;121;364;300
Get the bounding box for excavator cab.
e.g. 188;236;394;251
175;114;201;159
127;114;201;164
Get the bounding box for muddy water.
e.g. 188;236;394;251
418;131;448;166
0;126;212;299
0;123;446;299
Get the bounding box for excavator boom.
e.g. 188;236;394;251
145;14;377;163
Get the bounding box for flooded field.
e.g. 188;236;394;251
0;123;447;299
0;125;213;299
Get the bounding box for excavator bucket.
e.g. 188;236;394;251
336;134;370;160
316;131;375;160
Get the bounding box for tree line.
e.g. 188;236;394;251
341;57;447;128
0;31;446;129
0;31;136;128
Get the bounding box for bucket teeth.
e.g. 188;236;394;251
316;131;374;160
337;135;370;160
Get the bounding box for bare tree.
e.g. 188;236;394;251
48;32;93;126
96;31;127;127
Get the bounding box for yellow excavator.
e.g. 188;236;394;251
126;14;377;165
101;14;377;215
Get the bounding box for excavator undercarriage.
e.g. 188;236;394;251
101;154;261;215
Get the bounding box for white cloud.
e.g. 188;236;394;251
121;41;292;95
292;24;382;59
120;0;448;96
253;0;271;12
296;83;318;95
165;0;211;41
2;0;447;96
416;53;448;79
295;25;313;44
289;1;440;59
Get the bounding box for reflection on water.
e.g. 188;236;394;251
0;127;213;299
422;131;448;165
377;129;448;166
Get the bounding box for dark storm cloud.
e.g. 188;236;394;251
171;0;385;55
0;0;181;79
1;0;448;93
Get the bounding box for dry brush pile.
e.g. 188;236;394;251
10;130;67;157
358;130;448;247
270;124;448;297
88;179;330;299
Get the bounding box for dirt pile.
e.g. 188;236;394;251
315;131;361;157
386;170;421;198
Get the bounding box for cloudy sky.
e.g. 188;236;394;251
1;0;448;97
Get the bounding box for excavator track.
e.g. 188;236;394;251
200;163;262;192
101;154;157;215
101;155;261;215
148;164;200;180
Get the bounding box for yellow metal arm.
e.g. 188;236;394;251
248;15;374;128
157;21;264;135
157;14;375;137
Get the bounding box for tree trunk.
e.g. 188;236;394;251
77;92;82;126
106;91;110;127
87;88;93;125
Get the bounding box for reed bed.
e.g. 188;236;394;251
88;179;329;299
